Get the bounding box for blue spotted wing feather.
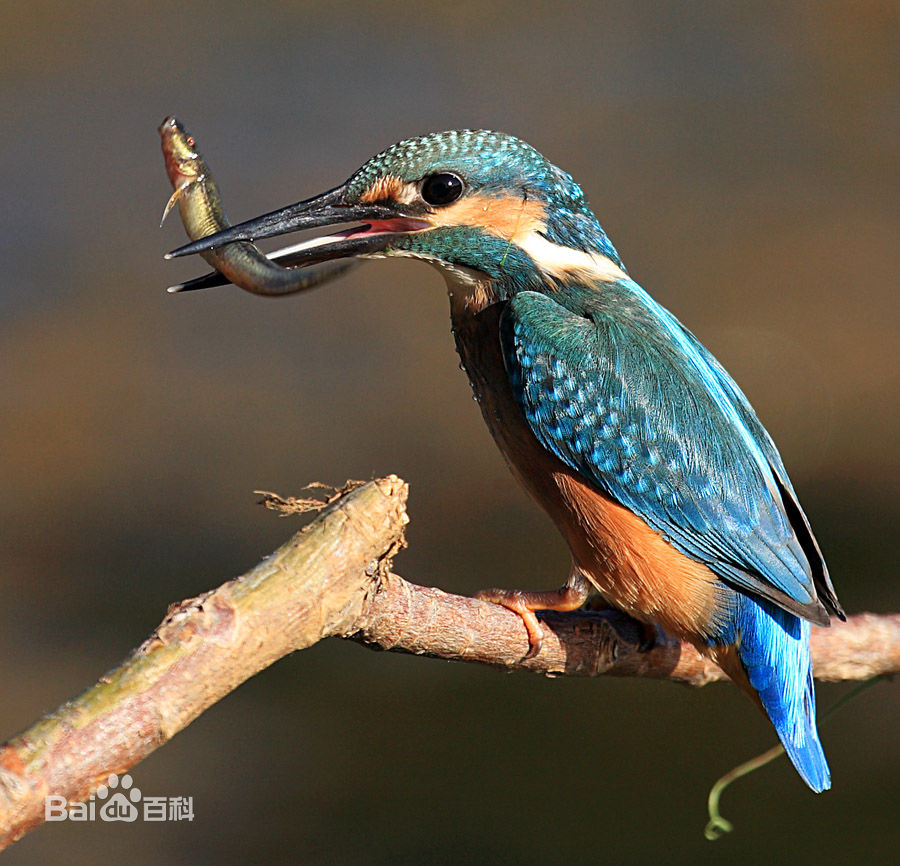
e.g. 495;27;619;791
499;287;836;625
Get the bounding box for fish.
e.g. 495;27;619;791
159;115;357;295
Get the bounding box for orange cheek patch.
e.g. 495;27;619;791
360;182;548;243
429;194;547;242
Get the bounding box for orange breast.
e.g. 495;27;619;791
452;296;730;642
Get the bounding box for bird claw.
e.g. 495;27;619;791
474;579;592;661
474;589;546;660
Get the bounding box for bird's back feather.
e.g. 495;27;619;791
500;285;835;626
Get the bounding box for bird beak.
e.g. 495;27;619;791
165;182;430;265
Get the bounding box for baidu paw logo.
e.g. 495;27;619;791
96;774;141;822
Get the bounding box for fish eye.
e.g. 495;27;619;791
420;172;465;206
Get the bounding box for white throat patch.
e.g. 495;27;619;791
516;231;629;284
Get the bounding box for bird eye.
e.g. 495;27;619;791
420;172;464;206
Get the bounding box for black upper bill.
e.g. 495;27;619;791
164;183;400;259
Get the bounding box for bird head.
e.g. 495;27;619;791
167;130;626;296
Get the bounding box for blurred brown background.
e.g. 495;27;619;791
2;1;897;863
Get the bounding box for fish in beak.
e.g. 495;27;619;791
165;182;431;269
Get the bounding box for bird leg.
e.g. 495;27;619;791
474;572;592;659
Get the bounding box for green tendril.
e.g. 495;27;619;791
704;676;886;840
704;744;784;839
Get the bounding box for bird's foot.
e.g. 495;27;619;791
474;577;592;660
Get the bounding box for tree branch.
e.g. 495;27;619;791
1;476;896;848
349;574;899;685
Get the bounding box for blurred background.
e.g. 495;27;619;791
1;1;897;863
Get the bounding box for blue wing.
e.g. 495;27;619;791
500;285;838;625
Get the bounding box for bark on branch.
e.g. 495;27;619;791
1;475;896;849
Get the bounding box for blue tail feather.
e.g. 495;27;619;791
736;597;831;792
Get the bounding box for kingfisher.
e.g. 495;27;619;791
167;129;844;791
